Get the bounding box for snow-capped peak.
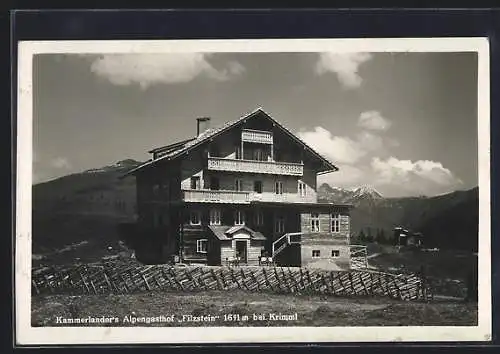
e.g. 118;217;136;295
351;185;383;199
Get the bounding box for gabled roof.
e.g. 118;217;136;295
148;137;196;154
225;225;254;235
208;225;266;241
124;107;339;176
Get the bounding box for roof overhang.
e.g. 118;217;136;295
123;107;340;177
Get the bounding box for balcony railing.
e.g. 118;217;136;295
182;189;315;204
207;157;303;176
241;129;273;144
182;189;250;204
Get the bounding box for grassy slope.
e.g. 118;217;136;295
32;290;477;327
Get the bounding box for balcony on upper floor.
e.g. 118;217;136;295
241;129;273;144
182;189;316;204
207;157;304;176
182;189;251;204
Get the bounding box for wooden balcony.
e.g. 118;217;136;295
207;157;303;176
182;189;250;204
182;189;316;204
241;129;273;144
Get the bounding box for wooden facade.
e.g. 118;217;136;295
127;108;352;268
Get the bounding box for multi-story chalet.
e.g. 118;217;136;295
125;108;353;270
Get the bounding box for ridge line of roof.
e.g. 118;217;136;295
148;137;196;153
123;108;266;176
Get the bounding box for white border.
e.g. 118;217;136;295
16;38;491;345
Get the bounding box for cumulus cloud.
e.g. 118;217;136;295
297;124;462;196
357;110;392;131
50;157;71;170
318;164;365;188
356;131;385;151
297;127;367;164
371;157;463;195
297;126;391;165
315;52;373;89
89;53;245;89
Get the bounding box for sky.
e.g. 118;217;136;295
33;51;478;197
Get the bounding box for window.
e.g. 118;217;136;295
331;250;340;258
190;210;201;225
234;210;245;225
235;146;242;159
209;209;221;225
312;250;320;258
197;239;208;253
331;213;340;233
254;210;264;226
209;177;220;190
235;179;243;191
311;213;320;232
275;181;283;195
190;176;201;190
254;180;263;193
274;214;285;233
298;181;306;197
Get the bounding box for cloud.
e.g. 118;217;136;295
318;164;365;188
297;125;462;197
296;126;392;165
50;157;71;170
371;157;463;195
357;111;392;131
89;53;245;89
356;131;385;151
297;127;367;164
315;52;373;89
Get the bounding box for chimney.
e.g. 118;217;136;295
196;117;211;136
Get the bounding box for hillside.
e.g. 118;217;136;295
32;159;141;261
318;184;479;251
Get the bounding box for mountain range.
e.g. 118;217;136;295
318;183;478;250
32;159;479;260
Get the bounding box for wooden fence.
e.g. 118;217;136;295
31;261;432;301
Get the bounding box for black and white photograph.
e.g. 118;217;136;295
15;38;491;344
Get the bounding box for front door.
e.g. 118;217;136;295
235;240;247;263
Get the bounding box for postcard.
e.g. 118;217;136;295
15;37;491;344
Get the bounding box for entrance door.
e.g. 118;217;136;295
235;240;248;263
